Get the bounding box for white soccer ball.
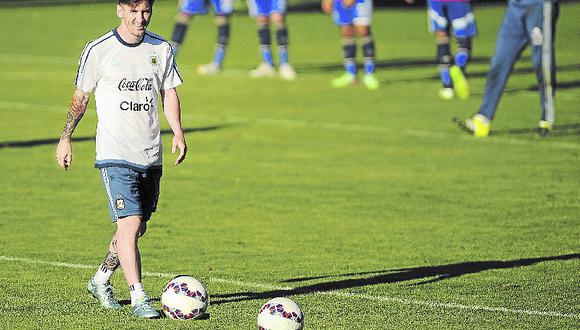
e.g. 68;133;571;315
257;297;304;330
161;275;208;320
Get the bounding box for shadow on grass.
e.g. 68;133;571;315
211;253;579;305
0;123;238;149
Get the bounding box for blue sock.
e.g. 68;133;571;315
278;46;288;65
260;46;274;66
345;59;356;75
440;67;452;88
455;51;469;69
214;45;225;67
364;59;375;75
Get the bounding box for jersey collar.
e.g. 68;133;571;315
113;29;144;48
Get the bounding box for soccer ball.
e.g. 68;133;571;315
257;297;304;330
161;275;208;320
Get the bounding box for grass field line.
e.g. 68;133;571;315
1;100;579;150
1;255;579;320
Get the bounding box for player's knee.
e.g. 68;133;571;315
258;25;271;45
176;12;192;24
360;36;375;58
276;27;288;46
342;37;356;59
270;13;284;27
116;216;141;238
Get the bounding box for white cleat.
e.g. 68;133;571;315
197;62;220;76
438;87;454;100
278;63;296;81
249;63;277;79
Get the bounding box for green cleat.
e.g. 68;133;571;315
362;74;380;90
450;65;469;100
331;72;356;88
465;114;491;138
132;297;161;319
87;278;122;310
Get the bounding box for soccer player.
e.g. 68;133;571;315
465;0;559;138
247;0;296;80
169;0;234;75
322;0;379;90
406;0;476;100
55;0;186;318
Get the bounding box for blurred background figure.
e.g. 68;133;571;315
465;0;559;138
322;0;379;90
247;0;296;80
169;0;234;75
407;0;476;100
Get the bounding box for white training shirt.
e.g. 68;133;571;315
75;29;183;171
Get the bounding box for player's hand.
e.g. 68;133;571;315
342;0;355;8
172;134;187;165
56;139;73;170
321;0;333;14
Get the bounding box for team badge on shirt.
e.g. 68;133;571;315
115;196;125;210
150;55;158;65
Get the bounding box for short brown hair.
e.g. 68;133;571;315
118;0;155;5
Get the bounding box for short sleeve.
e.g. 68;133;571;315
74;42;100;93
161;46;183;90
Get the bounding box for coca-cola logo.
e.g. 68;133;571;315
118;78;153;92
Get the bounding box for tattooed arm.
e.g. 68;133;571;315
56;89;90;170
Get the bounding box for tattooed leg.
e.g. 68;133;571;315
93;233;120;285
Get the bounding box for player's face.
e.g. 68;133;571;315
117;1;152;40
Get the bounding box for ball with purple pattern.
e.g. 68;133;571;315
161;276;208;320
257;297;304;329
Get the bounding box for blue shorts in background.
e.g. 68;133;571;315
247;0;286;17
179;0;234;16
428;0;477;38
333;0;373;26
99;167;162;223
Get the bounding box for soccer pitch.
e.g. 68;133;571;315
0;1;579;328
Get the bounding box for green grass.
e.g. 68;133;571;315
0;2;579;329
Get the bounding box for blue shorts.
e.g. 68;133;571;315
179;0;234;16
427;0;477;38
99;167;162;222
333;0;373;26
247;0;286;17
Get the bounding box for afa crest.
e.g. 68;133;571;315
150;55;159;65
115;196;125;210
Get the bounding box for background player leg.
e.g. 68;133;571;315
272;13;296;80
250;16;277;78
198;15;232;75
170;12;192;56
450;37;471;100
527;1;558;137
466;4;528;138
357;25;379;90
332;25;357;88
435;31;454;100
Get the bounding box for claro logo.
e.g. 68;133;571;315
118;78;153;91
120;96;154;112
